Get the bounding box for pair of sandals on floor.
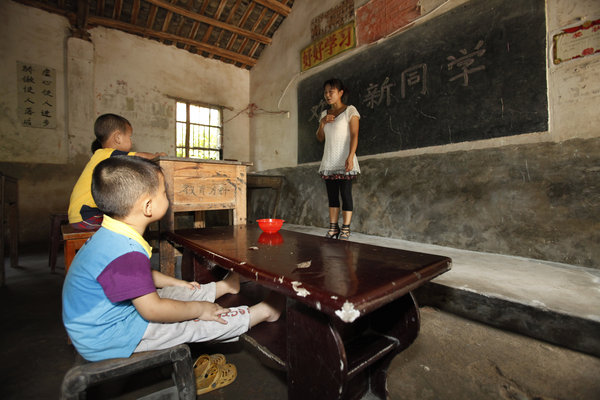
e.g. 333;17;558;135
193;353;237;395
325;223;351;240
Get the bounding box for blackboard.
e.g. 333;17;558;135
297;0;547;164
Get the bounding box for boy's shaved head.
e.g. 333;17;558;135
92;156;163;218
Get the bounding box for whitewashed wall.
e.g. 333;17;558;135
0;1;250;244
90;26;250;161
1;1;251;165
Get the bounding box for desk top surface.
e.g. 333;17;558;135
168;225;451;322
156;156;252;166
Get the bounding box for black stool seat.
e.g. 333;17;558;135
60;344;196;399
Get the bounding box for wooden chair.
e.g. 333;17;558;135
60;344;196;400
61;225;96;272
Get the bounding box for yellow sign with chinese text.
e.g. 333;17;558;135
301;22;356;71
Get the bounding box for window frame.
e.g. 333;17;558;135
174;98;224;160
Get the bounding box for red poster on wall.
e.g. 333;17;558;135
553;19;600;64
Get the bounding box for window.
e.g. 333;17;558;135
175;101;223;159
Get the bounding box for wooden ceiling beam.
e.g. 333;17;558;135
113;0;123;19
181;0;199;51
254;0;291;16
201;0;228;59
75;0;90;30
183;22;200;51
130;0;140;24
237;7;266;58
96;0;105;15
144;0;271;45
214;0;242;47
88;15;257;66
146;5;158;30
249;11;278;58
225;2;254;52
236;7;267;68
161;0;179;34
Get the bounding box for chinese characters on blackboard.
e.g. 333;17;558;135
447;40;486;86
308;40;487;120
17;61;56;129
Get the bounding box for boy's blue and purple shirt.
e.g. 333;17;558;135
62;215;155;361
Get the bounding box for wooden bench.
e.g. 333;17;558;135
60;344;195;399
168;225;451;400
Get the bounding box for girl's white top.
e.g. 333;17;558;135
318;105;361;176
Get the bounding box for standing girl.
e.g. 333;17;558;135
316;78;360;240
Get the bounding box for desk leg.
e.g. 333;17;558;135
287;302;346;400
286;294;420;400
369;293;420;399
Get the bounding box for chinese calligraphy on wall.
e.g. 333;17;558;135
17;61;56;129
301;22;356;71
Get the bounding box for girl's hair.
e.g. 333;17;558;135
323;78;349;103
91;114;132;153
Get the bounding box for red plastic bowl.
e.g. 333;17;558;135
257;218;284;234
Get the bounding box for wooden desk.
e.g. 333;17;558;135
1;173;19;286
157;157;250;276
168;225;451;400
247;174;284;219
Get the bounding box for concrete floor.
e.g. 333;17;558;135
1;248;599;399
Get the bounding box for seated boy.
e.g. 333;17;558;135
62;156;282;362
68;113;166;230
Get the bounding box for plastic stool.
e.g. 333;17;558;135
49;213;68;273
61;225;96;272
60;344;196;400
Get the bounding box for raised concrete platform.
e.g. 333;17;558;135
283;224;600;357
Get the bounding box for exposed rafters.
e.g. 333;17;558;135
145;0;272;44
89;15;258;66
14;0;295;70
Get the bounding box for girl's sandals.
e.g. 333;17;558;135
339;225;351;241
325;222;340;239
